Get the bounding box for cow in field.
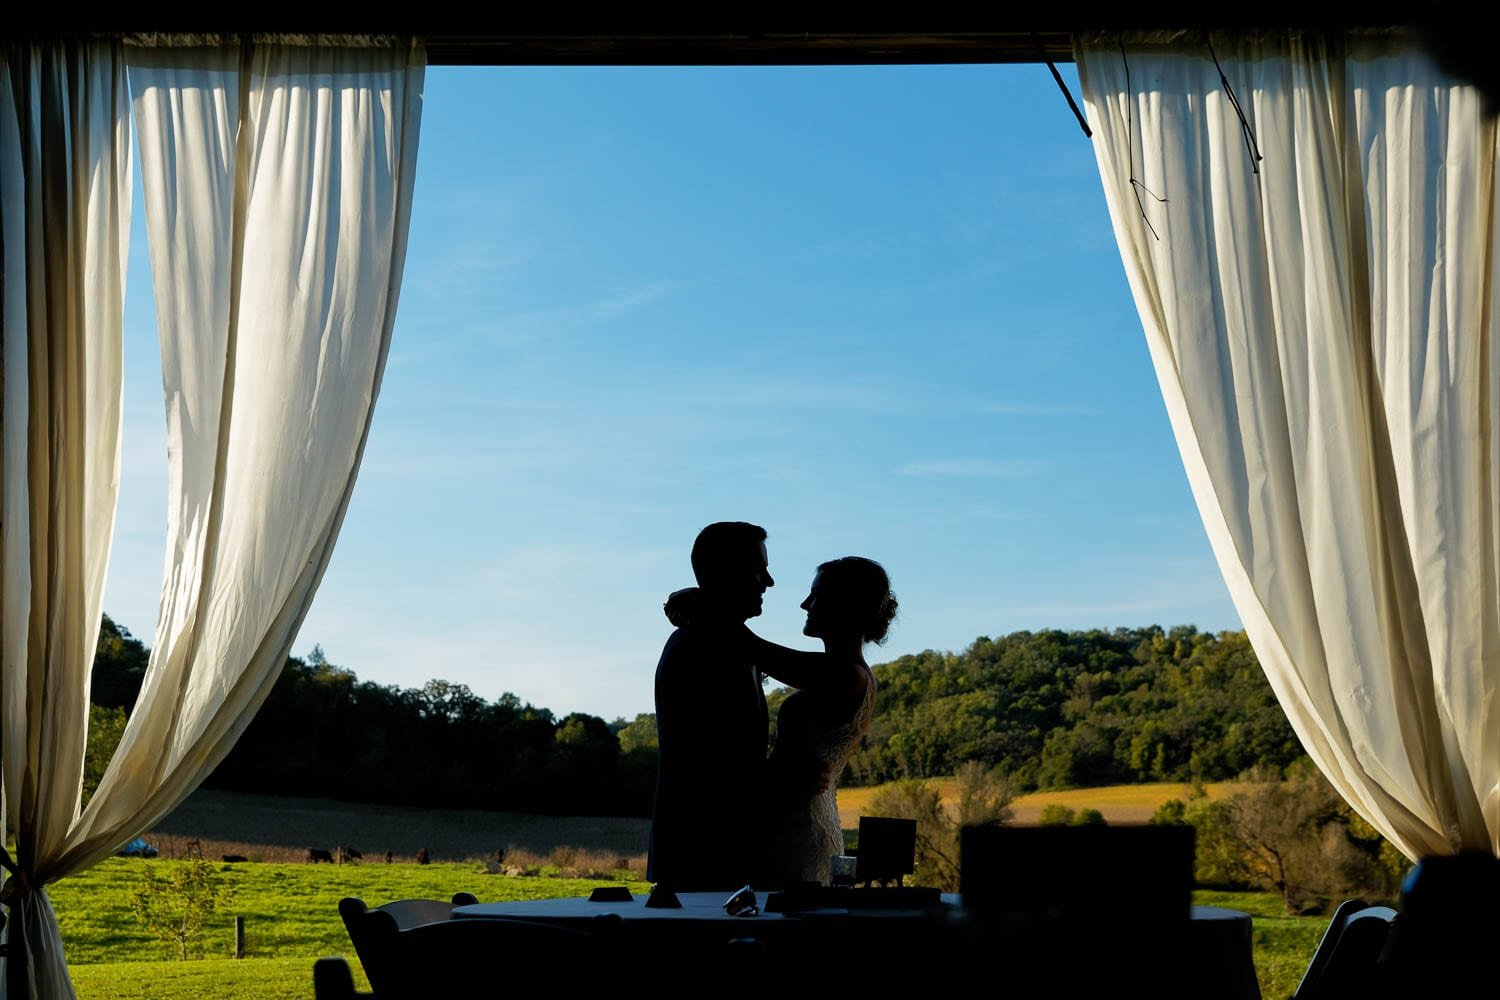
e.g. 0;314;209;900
222;854;248;863
307;847;335;863
337;846;362;865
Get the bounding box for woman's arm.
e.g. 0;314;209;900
662;587;839;691
741;627;833;691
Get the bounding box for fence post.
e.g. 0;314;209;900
234;915;245;959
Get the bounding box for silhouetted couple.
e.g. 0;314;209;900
646;521;897;891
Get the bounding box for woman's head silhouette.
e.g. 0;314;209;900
800;556;898;645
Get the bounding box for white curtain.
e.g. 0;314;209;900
1;40;132;998
1;37;424;999
1076;29;1499;861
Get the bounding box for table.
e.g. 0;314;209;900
451;893;1261;997
453;889;955;926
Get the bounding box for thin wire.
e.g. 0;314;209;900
1034;32;1091;138
1207;36;1263;173
1121;36;1166;241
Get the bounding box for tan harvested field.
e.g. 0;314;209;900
149;789;651;868
836;781;1244;831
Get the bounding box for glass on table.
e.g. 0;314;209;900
722;885;759;917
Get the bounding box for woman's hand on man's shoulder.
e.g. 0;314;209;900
663;586;702;627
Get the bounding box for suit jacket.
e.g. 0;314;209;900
646;620;768;890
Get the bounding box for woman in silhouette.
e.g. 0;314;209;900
664;556;897;888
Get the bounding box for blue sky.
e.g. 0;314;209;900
105;62;1242;722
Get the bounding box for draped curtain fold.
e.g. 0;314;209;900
1;39;131;999
1;37;424;1000
1076;30;1499;860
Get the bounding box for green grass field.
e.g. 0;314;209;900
49;857;1324;999
32;783;1339;998
56;858;653;999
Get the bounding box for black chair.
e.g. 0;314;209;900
376;915;599;996
312;956;368;1000
337;893;479;996
1378;852;1500;999
1292;899;1397;1000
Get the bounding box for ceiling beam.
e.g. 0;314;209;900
8;18;1440;67
421;32;1082;66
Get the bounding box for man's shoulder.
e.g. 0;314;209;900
657;624;707;667
660;620;741;649
656;621;749;671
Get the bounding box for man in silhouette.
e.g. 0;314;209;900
647;521;777;890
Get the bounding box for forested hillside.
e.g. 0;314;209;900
90;618;1305;817
839;625;1305;789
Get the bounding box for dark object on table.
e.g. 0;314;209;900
956;825;1215;999
644;884;681;908
854;816;917;886
960;823;1194;925
722;885;759;916
1291;898;1396;1000
588;886;633;902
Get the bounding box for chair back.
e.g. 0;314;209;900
1293;901;1395;1000
372;899;454;929
1292;898;1370;999
338;894;478;996
312;956;362;1000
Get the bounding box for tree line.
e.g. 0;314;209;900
89;618;1306;816
89;616;656;816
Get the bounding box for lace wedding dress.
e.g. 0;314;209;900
761;670;878;888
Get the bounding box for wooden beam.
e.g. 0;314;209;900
420;32;1080;66
7;18;1437;66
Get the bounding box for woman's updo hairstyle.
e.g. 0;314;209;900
818;556;898;645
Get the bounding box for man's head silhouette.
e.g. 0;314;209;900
690;521;773;620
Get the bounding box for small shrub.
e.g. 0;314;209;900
1038;804;1075;826
128;857;236;960
1150;799;1188;826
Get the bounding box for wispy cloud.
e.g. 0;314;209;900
972;401;1093;416
394;278;688;363
464;278;688;342
896;459;1045;478
591;280;683;320
677;372;1088;421
408;243;536;299
997;598;1190;618
478;542;677;598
